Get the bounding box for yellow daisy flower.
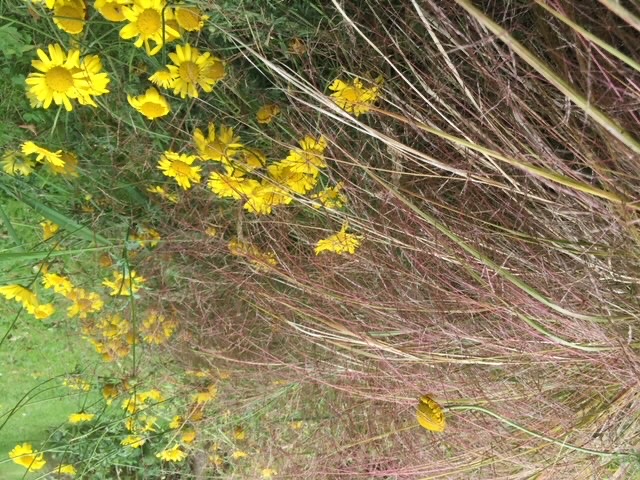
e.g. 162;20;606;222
229;148;265;173
169;415;183;429
95;0;130;22
0;284;54;320
1;151;35;176
328;77;382;116
416;395;446;432
68;412;95;423
156;445;187;462
158;151;201;190
242;183;292;216
193;384;217;404
25;44;109;111
149;67;175;88
165;43;225;98
310;182;347;209
207;171;260;200
53;0;86;35
193;123;243;163
315;222;362;255
30;303;56;320
121;435;146;448
56;464;77;475
120;0;180;56
47;151;79;177
267;162;318;195
41;220;60;240
281;135;328;176
181;429;196;444
9;443;46;471
127;87;171;120
174;5;208;31
256;103;280;124
42;272;75;296
75;54;111;103
232;450;248;459
228;239;277;269
22;141;64;167
146;185;179;203
102;270;145;296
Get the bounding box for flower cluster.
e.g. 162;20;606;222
42;272;105;319
328;76;382;116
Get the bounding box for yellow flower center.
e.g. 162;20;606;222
171;160;192;176
339;86;360;103
179;61;200;84
141;101;166;118
137;8;161;35
45;66;74;92
204;60;225;81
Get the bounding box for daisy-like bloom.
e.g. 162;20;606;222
56;464;77;475
156;445;187;462
25;44;108;111
169;415;183;429
193;123;242;163
256;103;280;124
139;310;178;344
181;429;196;444
22;141;64;167
193;384;217;404
328;77;382;116
41;220;60;240
67;288;104;318
174;5;208;31
75;54;111;103
164;44;225;98
228;239;277;269
69;412;95;424
9;443;46;471
102;270;145;296
53;0;86;35
0;284;39;309
128;87;171;120
146;185;179;203
1;151;35;176
158;151;201;190
95;0;130;22
207;170;260;200
120;0;180;56
229;148;265;174
139;388;164;403
416;395;446;432
121;435;146;448
268;162;318;195
47;151;79;177
97;314;131;340
281;135;328;176
310;182;347;209
42;272;74;296
262;468;278;479
242;183;292;216
30;303;56;320
315;222;362;255
232;450;248;459
149;67;175;88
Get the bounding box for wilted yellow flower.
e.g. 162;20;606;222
230;148;265;173
256;104;280;124
128;87;171;120
69;412;95;424
95;0;130;21
48;151;79;177
228;239;278;269
67;288;104;318
281;135;328;176
315;222;362;255
22;141;63;167
174;5;208;31
102;270;145;296
416;395;446;432
329;77;382;116
120;0;180;55
156;445;187;462
121;435;146;448
158;151;201;190
102;383;120;404
208;171;260;200
147;185;179;203
1;151;35;176
233;426;246;441
289;38;306;55
310;182;347;209
53;0;86;35
140;310;178;344
193;384;217;404
194;123;242;163
204;226;217;237
9;443;46;471
131;226;161;248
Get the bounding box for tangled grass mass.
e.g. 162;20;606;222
1;0;640;478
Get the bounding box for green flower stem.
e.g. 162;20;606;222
446;404;636;460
